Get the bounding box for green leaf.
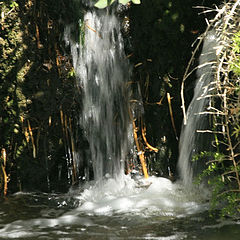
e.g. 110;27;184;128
132;0;141;4
94;0;115;8
10;1;19;8
119;0;130;4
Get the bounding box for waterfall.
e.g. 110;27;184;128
64;4;131;181
62;3;209;217
178;31;218;186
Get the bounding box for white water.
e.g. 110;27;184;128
75;174;206;217
1;190;240;240
64;7;131;181
178;31;218;187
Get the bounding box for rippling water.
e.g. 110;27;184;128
0;176;239;239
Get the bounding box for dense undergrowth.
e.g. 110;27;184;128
186;0;240;216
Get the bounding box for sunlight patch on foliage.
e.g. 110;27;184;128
94;0;140;9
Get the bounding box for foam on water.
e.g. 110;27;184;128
75;175;207;217
1;180;240;239
0;211;94;239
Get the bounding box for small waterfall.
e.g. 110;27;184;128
64;4;131;181
178;31;218;186
62;4;209;216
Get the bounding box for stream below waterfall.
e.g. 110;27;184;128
0;176;239;239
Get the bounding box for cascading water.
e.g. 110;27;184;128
63;2;205;217
178;31;218;187
64;4;131;181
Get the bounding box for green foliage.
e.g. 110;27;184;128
94;0;141;9
94;0;114;8
194;151;240;217
68;68;76;78
232;125;240;138
207;176;240;217
192;8;240;217
192;151;223;163
0;0;19;10
9;0;18;9
230;31;240;75
194;151;223;184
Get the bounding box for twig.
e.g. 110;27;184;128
27;120;36;158
181;6;226;125
85;24;102;39
1;149;8;196
196;130;224;134
196;111;226;115
129;108;149;179
141;124;158;153
167;93;178;140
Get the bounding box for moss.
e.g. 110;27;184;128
230;31;240;75
0;0;82;193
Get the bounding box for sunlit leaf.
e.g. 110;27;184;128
132;0;141;4
119;0;130;4
94;0;115;8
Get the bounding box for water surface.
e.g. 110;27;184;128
0;176;239;239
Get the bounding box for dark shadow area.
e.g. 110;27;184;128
129;0;223;177
0;0;84;193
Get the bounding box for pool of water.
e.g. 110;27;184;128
0;176;239;239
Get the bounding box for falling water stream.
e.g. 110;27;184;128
178;31;218;187
0;4;240;240
64;6;131;181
